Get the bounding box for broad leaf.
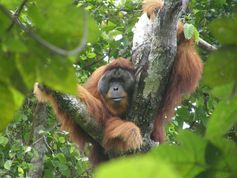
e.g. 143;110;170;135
205;97;237;140
37;57;77;94
211;138;237;175
209;14;237;45
151;131;207;178
203;48;237;87
0;84;24;131
0;0;19;9
95;155;180;178
184;23;195;40
27;0;100;47
4;160;12;170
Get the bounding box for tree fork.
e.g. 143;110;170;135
33;0;188;156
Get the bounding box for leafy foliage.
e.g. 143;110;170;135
0;99;90;178
0;0;237;178
0;0;100;130
95;1;237;178
0;0;141;177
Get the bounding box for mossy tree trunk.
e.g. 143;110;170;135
35;0;187;156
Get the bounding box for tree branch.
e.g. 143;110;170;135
33;0;187;154
27;102;47;178
29;0;190;156
7;0;28;31
0;4;88;56
198;38;217;52
48;89;103;144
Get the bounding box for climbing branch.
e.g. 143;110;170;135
35;84;103;144
32;0;189;154
52;92;103;143
28;0;212;155
198;38;217;52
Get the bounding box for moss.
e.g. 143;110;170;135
143;49;167;98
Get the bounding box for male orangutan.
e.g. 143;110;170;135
34;0;203;166
34;58;143;166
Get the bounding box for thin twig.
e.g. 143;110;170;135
7;0;28;31
43;136;54;155
180;0;217;52
31;123;58;146
198;38;217;52
31;136;44;146
0;4;88;56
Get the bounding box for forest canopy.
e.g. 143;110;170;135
0;0;237;178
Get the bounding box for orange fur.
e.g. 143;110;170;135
143;0;203;143
34;83;90;149
34;58;142;166
84;57;134;99
143;0;164;18
103;117;142;153
104;95;129;116
33;0;203;165
77;85;105;123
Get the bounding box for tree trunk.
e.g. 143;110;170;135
34;0;187;157
129;0;184;151
27;102;48;178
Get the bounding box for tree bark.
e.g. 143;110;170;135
198;38;217;52
51;91;103;143
27;103;48;178
129;0;185;151
33;0;187;156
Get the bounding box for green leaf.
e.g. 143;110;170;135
37;57;77;94
56;153;66;164
0;84;24;131
95;155;180;178
211;82;234;98
59;164;70;177
151;131;207;178
213;0;227;6
176;106;191;122
15;56;38;90
0;11;11;36
18;167;24;175
0;57;15;84
209;14;237;45
205;141;222;165
86;52;96;59
0;56;29;94
58;137;65;144
184;23;195;40
4;160;13;170
0;136;9;147
203;48;237;87
16;54;77;94
0;0;19;9
193;28;200;43
205;97;237;140
27;0;100;47
102;21;117;31
43;169;54;178
211;138;237;174
198;138;237;178
2;34;27;53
